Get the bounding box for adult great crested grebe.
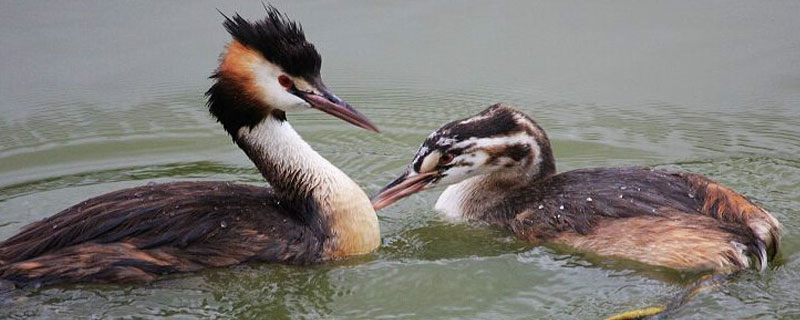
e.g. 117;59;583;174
0;7;380;286
373;104;781;272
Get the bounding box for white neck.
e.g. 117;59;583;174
236;117;380;258
435;176;482;220
435;170;533;222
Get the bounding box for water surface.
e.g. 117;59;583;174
1;1;799;319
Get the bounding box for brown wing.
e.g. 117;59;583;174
0;181;323;286
508;168;780;271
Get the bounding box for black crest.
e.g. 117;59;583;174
207;6;314;138
221;5;322;78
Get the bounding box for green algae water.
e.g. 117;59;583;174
1;1;799;318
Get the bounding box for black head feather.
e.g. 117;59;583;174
410;104;556;177
206;6;317;138
221;6;321;78
412;104;523;168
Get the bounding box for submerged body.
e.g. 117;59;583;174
436;166;777;271
0;7;380;286
374;104;781;271
1;182;320;284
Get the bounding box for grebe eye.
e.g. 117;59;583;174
278;75;293;89
440;153;454;165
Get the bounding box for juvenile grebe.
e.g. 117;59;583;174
0;7;381;286
373;104;781;271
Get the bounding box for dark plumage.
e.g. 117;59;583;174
206;72;274;137
0;182;321;285
374;104;781;271
0;6;380;287
207;6;320;137
221;5;321;79
495;167;776;269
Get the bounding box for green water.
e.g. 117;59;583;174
1;1;799;319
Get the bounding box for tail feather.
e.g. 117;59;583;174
755;240;767;271
687;173;782;270
747;214;781;271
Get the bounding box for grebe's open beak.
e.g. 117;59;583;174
292;84;379;133
371;170;439;210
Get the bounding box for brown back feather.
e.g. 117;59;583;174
500;167;780;270
0;181;324;286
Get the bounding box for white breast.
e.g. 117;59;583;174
434;182;468;221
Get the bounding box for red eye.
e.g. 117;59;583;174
278;75;293;89
440;153;454;165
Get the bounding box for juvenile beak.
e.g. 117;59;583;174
372;171;438;210
297;84;379;133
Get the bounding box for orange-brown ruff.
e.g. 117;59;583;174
374;104;781;272
0;7;379;287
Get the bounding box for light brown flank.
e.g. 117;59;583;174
554;213;748;271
